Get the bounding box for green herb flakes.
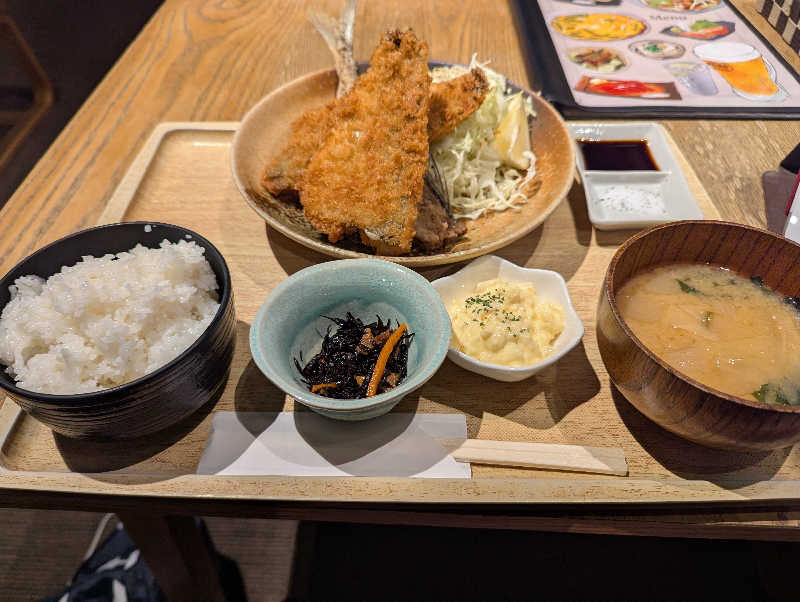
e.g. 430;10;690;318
677;279;700;294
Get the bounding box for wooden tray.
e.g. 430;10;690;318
2;121;799;505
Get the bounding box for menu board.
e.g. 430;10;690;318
514;0;800;118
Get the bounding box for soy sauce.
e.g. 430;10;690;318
577;139;659;171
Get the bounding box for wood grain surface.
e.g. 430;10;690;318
1;0;800;532
598;221;800;452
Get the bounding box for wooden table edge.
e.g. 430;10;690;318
2;487;799;541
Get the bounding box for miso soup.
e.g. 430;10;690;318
617;264;800;406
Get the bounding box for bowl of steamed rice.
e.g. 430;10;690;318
0;222;235;439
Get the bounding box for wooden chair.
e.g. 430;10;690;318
0;0;53;173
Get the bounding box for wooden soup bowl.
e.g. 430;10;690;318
597;220;800;451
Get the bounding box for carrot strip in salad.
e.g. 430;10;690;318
366;324;407;397
311;382;338;393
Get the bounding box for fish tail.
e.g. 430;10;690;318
308;0;358;97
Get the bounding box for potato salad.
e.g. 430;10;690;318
448;279;564;367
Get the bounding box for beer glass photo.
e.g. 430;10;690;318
693;42;788;102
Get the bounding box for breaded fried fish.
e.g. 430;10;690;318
428;67;489;142
261;102;336;197
261;0;357;197
262;69;489;198
300;30;430;255
261;2;489;201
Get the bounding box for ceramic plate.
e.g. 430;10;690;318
230;63;575;267
431;255;584;382
249;258;450;420
568;122;703;230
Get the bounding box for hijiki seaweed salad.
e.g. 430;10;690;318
294;314;414;399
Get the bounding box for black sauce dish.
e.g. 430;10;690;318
0;222;235;439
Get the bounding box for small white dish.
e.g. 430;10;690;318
583;171;702;231
568;122;703;230
431;256;584;382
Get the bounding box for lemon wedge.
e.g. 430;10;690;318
491;93;531;170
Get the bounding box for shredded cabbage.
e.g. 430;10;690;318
431;56;537;220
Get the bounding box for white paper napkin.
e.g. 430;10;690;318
197;412;471;478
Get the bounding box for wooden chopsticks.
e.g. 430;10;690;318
436;438;628;476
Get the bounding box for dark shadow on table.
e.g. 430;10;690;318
611;384;791;488
199;356;286;470
762;168;794;233
290;401;455;477
266;222;332;277
542;341;601;425
422;342;599;433
421;360;533;423
172;356;288;475
566;178;592;250
595;228;637;248
230;357;436;476
498;183;591;282
55;381;223;480
234;358;288;417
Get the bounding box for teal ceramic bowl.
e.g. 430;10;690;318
250;259;451;420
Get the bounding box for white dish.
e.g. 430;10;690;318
784;182;800;244
431;255;584;382
568;122;703;230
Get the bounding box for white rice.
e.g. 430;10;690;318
0;239;220;394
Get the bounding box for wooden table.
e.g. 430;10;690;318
2;0;800;599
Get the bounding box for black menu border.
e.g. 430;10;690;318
512;0;800;119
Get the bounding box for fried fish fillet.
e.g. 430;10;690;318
262;69;489;198
299;30;430;255
428;68;489;142
261;0;357;196
261;102;336;197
